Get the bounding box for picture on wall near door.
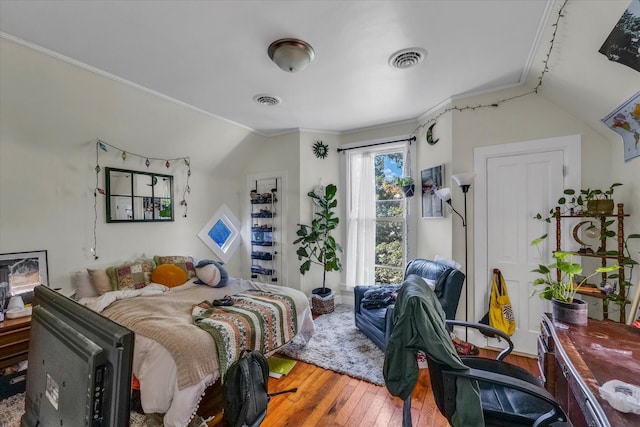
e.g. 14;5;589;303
421;165;443;218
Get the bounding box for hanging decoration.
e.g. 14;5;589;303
412;0;569;136
92;138;192;259
426;122;439;145
312;140;329;159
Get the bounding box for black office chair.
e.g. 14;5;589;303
430;320;567;426
384;275;567;427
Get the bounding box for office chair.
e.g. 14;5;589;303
384;275;567;427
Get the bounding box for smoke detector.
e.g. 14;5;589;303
389;48;427;69
253;94;281;106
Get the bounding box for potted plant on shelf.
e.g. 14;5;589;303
397;176;415;198
294;184;343;314
530;234;620;325
534;183;623;222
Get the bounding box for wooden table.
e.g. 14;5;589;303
539;313;640;427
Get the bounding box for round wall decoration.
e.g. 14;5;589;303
313;140;329;159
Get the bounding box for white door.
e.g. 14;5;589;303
473;135;581;355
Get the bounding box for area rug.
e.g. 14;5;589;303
0;393;208;427
278;304;386;386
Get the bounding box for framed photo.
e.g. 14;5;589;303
421;165;444;218
0;250;49;298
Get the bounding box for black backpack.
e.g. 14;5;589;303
223;350;297;427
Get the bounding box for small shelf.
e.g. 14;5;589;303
250;178;279;283
554;203;630;322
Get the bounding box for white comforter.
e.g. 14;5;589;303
81;278;314;427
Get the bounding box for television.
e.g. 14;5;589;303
21;285;134;427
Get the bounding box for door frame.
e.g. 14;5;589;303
471;134;581;347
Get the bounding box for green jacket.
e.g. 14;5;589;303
383;274;484;427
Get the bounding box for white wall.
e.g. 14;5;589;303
0;38;264;293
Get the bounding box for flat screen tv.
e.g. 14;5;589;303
21;285;134;427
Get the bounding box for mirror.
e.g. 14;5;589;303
106;167;174;222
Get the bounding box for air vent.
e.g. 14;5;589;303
389;48;427;69
253;94;281;106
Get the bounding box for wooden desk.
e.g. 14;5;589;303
539;313;640;427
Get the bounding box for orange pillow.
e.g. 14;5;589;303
151;264;188;288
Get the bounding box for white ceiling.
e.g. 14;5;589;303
0;0;552;136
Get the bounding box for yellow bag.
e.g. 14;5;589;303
489;269;516;336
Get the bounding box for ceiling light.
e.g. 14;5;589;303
389;48;427;69
268;38;315;73
253;94;281;106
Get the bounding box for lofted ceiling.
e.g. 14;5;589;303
0;0;553;136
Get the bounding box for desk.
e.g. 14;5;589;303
538;313;640;427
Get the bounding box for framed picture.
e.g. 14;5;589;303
0;250;49;298
421;165;444;218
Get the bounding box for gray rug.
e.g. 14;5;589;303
0;392;207;427
278;304;386;386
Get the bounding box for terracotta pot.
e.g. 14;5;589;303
587;199;614;215
552;298;588;325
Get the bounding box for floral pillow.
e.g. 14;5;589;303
153;256;196;279
106;260;154;291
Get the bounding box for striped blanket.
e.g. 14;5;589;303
192;290;298;378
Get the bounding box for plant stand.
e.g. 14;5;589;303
311;291;335;315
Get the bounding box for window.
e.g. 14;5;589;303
197;204;241;263
344;142;411;288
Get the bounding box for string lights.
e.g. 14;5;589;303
92;138;192;259
413;0;569;135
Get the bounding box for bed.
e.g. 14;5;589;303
81;276;314;427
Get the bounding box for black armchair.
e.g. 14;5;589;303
354;259;465;351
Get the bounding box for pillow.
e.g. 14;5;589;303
153;256;196;279
151;264;188;288
72;270;97;298
434;255;462;270
106;260;154;291
195;259;228;288
87;268;113;295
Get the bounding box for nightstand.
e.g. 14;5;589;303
0;315;31;370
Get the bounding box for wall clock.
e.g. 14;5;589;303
313;141;329;159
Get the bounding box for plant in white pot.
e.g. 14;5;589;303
530;234;620;325
294;184;343;314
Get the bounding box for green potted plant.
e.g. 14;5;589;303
530;234;620;325
397;176;415;198
294;184;343;314
534;183;622;222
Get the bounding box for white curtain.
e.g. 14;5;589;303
345;151;376;289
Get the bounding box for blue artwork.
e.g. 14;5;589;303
208;219;231;248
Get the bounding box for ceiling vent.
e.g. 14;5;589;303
253;94;281;106
389;48;427;69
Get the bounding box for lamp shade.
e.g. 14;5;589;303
435;188;452;202
268;38;315;73
452;173;476;187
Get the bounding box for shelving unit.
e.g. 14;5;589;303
554;203;630;321
250;178;278;282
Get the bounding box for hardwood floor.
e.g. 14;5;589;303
203;349;539;426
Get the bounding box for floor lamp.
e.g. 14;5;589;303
435;172;476;341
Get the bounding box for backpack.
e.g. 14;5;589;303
223;350;297;427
